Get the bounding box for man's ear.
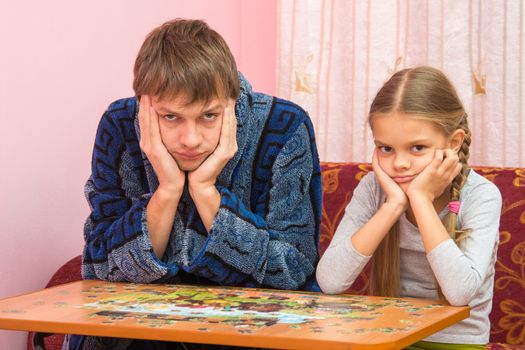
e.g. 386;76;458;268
448;129;465;152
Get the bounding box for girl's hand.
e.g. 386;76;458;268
406;149;462;203
372;149;408;210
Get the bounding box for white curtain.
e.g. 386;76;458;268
278;0;525;167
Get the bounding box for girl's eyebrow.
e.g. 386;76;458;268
409;138;433;144
374;137;433;146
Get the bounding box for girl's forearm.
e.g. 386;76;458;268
409;196;451;253
351;201;405;256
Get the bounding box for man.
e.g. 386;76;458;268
65;18;321;350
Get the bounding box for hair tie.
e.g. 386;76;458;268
448;201;461;214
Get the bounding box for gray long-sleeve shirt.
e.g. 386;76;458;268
316;170;502;344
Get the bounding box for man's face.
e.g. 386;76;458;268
151;94;227;171
371;112;451;193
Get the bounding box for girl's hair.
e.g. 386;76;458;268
133;19;240;104
368;66;472;297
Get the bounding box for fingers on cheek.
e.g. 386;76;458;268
445;154;459;169
372;149;379;164
139;140;149;154
149;108;157;125
431;156;443;171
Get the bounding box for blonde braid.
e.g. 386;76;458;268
438;116;472;300
444;115;472;242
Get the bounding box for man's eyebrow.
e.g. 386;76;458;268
154;102;225;115
155;106;178;115
201;103;225;113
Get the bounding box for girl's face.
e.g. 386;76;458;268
371;112;454;193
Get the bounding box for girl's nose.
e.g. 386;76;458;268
393;153;410;170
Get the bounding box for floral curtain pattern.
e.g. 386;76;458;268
277;0;524;167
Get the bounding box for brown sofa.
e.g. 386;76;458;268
28;162;525;349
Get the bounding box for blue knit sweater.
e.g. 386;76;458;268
81;76;322;292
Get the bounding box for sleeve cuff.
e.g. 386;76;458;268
426;238;456;263
344;234;373;259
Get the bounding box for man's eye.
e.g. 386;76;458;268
378;146;392;153
202;113;218;121
163;115;178;121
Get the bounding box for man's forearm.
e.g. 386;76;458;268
146;187;182;259
189;185;221;233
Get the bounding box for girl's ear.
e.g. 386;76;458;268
448;129;465;152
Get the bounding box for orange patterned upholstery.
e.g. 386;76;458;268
320;162;525;347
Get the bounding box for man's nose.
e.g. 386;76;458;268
180;122;202;148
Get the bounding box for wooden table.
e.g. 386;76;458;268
0;280;469;350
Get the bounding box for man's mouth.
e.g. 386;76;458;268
175;152;205;161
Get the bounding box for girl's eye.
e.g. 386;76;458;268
411;145;426;152
163;114;178;121
378;146;392;153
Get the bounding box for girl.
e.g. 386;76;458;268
317;66;502;349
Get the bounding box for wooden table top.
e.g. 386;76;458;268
0;280;469;350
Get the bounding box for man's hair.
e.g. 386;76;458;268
133;18;240;103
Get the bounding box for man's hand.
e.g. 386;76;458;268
188;99;238;194
406;149;461;204
139;95;186;258
372;149;408;210
138;95;185;197
187;99;238;232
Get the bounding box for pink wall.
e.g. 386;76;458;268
0;1;276;348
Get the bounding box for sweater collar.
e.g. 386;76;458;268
216;72;253;188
